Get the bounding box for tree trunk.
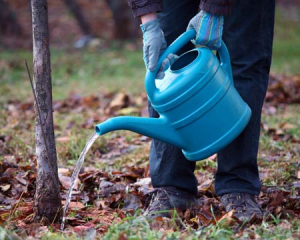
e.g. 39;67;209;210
106;0;140;39
0;0;22;36
31;0;62;224
62;0;91;35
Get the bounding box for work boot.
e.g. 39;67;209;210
220;192;263;222
143;187;197;219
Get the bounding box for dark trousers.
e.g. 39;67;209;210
148;0;275;195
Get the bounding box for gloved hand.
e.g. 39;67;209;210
140;19;167;72
156;53;178;79
187;10;224;50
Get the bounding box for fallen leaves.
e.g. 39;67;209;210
1;74;300;237
1;153;300;237
266;73;300;104
106;91;131;115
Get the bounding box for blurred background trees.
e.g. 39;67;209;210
0;0;140;49
0;0;22;37
0;0;298;51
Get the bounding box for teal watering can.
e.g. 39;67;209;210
95;29;251;161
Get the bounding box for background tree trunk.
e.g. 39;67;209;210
31;0;62;223
106;0;140;39
62;0;91;36
0;0;22;36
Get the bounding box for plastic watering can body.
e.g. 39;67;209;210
95;29;251;161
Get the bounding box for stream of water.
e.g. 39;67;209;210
60;132;99;230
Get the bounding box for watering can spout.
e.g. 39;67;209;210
95;116;184;148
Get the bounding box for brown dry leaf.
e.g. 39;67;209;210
269;191;285;206
56;136;71;143
20;102;33;111
198;179;215;194
62;201;85;210
275;129;284;136
259;169;275;181
15;175;27;185
13;202;34;217
0;184;11;192
267;74;300;103
116;209;126;219
280;209;298;219
198;208;214;226
58;168;70;175
274;206;282;214
216;210;236;225
33;226;49;239
59;174;79;190
133;177;151;187
135;92;148;106
116;172;141;181
95;200;111;209
2;167;18;178
16;220;27;228
82;95;99;108
99;183;126;198
279;122;296;130
150;217;175;231
122;194;142;211
106;92;130;114
118;232;128;240
73;224;96;233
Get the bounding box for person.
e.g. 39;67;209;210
127;0;275;222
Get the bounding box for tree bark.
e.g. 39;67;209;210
31;0;62;224
106;0;140;39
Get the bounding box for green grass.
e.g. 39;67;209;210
0;47;145;105
271;6;300;74
100;213;300;240
259;104;300;187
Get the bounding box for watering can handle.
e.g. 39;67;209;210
218;41;233;83
145;29;233;100
145;29;197;100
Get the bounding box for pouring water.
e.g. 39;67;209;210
60;132;99;230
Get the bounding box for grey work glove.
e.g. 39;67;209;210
140;19;167;72
187;10;224;50
156;53;178;79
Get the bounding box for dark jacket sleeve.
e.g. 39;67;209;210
127;0;163;18
200;0;233;15
127;0;233;18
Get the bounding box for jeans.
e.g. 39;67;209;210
149;0;275;195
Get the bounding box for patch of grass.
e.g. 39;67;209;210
260;104;300;151
259;104;300;186
102;213;300;240
103;214;167;240
271;6;300;74
0;47;145;105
